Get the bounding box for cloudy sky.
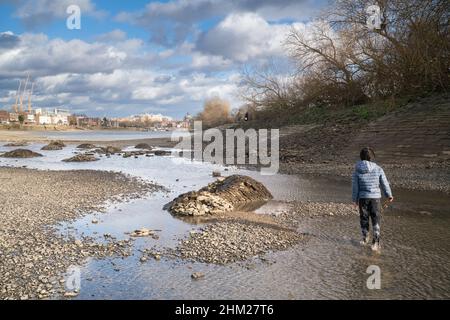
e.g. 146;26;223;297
0;0;327;119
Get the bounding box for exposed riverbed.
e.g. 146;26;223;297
0;140;449;299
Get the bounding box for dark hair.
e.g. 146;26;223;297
360;147;375;161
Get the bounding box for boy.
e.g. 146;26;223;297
352;147;394;251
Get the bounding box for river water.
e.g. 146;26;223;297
0;140;449;299
33;129;188;141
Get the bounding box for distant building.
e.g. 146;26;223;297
0;110;9;124
34;108;70;125
9;112;19;123
76;116;101;127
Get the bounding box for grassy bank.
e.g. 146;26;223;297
237;96;413;129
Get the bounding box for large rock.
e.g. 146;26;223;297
76;143;97;149
165;175;273;216
62;154;99;162
135;143;152;150
96;146;122;154
154;150;171;156
1;149;43;158
41;140;66;150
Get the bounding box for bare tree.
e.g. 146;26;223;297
197;97;231;128
240;59;295;108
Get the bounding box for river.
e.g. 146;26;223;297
0;140;449;299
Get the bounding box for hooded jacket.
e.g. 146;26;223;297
352;160;392;202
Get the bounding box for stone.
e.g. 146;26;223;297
62;154;99;162
154;150;171;156
135;143;152;150
1;149;43;158
165;175;272;216
130;228;154;237
76;143;96;149
4;141;28;147
191;272;205;280
41;141;66;151
64;291;79;298
97;146;122;154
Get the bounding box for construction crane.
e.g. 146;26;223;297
19;74;29;113
12;80;22;113
28;82;34;113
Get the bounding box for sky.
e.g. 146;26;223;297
0;0;328;119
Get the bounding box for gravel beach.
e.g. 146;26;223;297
169;220;305;265
0;167;162;300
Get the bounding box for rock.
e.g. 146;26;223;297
4;141;28;147
139;257;148;263
41;141;66;151
154;150;171;156
165;175;273;216
135;143;152;150
191;272;205;280
130;228;154;237
64;291;79;298
62;154;99;162
212;171;221;177
97;146;121;154
91;219;98;224
76;143;97;149
1;149;43;158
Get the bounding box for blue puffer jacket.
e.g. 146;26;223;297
352;160;393;202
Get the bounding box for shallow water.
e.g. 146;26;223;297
0;141;449;299
32;129;188;141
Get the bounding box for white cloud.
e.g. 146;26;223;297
0;33;129;78
196;12;304;62
95;29;127;42
0;32;244;117
115;0;322;46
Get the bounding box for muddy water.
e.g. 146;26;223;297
1;142;449;299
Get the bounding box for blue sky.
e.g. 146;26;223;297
0;0;327;119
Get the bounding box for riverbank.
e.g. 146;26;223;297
0;167;162;300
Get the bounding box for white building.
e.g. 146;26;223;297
35;108;70;125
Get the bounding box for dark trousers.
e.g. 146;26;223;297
359;198;381;243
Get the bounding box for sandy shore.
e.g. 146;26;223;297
0;167;162;300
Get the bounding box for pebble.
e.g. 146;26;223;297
191;272;205;280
